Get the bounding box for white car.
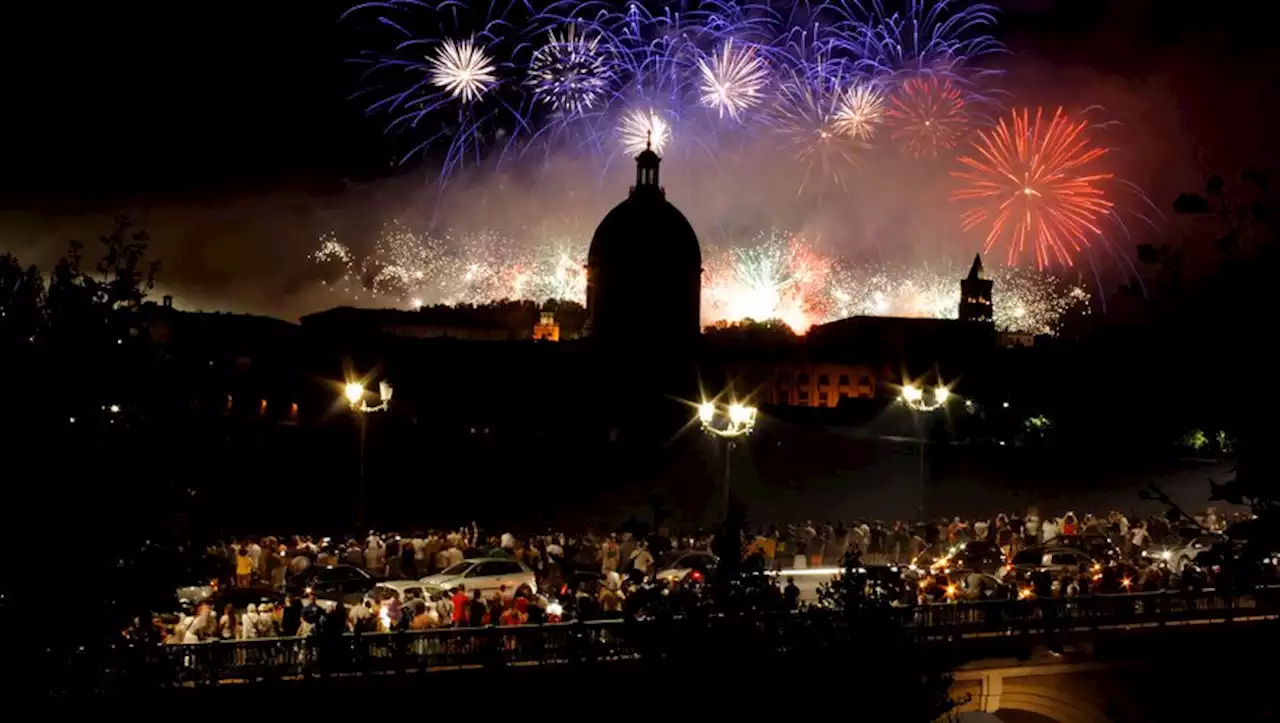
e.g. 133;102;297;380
177;582;216;607
366;580;445;606
1147;535;1226;571
420;558;537;595
654;551;718;583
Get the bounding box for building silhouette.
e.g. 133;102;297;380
585;143;701;348
959;253;994;324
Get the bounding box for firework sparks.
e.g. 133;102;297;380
772;72;867;193
887;75;967;157
428;38;498;103
829;262;1088;335
310;226;1089;337
701;231;835;333
618;109;670;155
833;81;887;142
951;107;1115;268
528;24;611;115
697;40;770;120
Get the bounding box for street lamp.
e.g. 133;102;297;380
345;379;393;528
697;399;758;518
899;381;954;519
346;380;393;413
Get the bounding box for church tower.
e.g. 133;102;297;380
959;253;993;324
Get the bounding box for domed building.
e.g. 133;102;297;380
585;145;702;348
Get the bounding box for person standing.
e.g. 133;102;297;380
600;535;621;576
451;586;469;627
235;545;254;588
468;590;488;627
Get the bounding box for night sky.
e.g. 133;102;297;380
0;0;1276;317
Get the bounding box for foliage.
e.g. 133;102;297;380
1141;170;1280;573
1179;428;1234;455
410;298;586;338
807;550;962;721
0;253;45;345
703;317;798;341
1;220;196;675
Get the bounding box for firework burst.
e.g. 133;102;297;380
951;107;1114;268
840;0;1004;78
833;81;887;142
771;70;869;194
697;39;770;120
528;24;612;115
887;75;967;157
702;231;835;333
428;37;498;103
618;108;670;155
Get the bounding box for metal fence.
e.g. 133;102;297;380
55;587;1280;691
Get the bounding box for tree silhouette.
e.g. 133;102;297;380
0;253;46;346
2;219;192;687
1138;170;1280;561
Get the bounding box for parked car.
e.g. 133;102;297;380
176;580;217;607
1003;546;1098;583
654;551;718;583
365;580;445;606
289;564;376;606
911;540;1007;575
419;558;537;595
1145;534;1227;571
1054;534;1123;565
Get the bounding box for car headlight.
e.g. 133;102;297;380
1161;551;1171;560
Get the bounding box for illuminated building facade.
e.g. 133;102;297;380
769;363;880;407
532;311;560;341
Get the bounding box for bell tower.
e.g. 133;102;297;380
959;253;993;325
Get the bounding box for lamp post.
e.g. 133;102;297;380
697;400;758;519
345;380;393;529
900;382;952;520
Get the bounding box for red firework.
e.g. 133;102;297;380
887;76;967;158
951;107;1113;269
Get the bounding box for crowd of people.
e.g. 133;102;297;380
153;505;1253;646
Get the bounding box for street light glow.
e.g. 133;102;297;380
697;399;757;438
698;401;716;426
901;384;923;403
934;386;950;404
344;382;364;405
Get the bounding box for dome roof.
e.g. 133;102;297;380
588;192;701;270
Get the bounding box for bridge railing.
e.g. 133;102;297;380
56;587;1280;691
908;585;1280;635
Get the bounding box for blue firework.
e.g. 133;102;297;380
343;0;539;180
527;23;613;116
341;0;1006;186
842;0;1004;77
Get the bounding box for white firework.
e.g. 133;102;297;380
697;40;769;120
528;24;611;115
428;37;498;103
618;109;670;155
834;82;887;141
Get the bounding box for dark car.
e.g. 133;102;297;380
1003;546;1097;583
1055;534;1123;564
912;540;1007;574
289;564;376;605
